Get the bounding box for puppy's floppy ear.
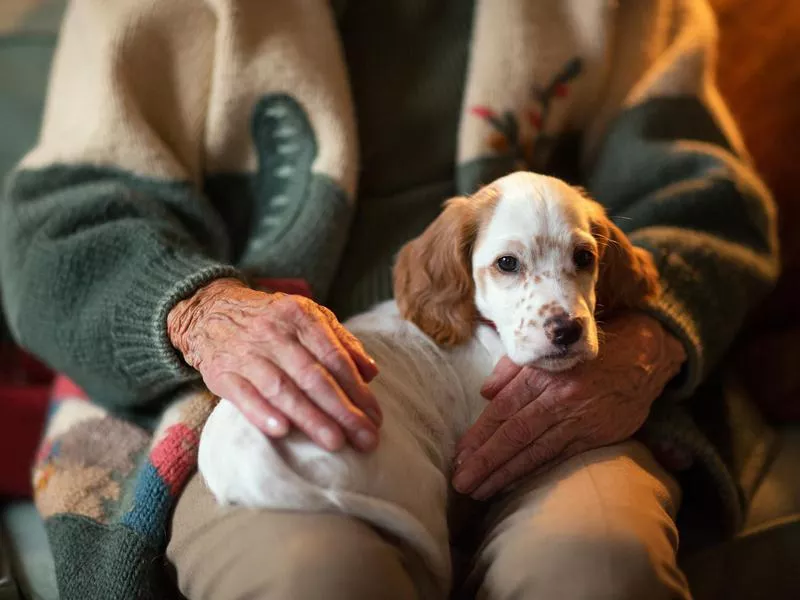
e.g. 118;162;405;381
393;196;479;346
586;199;661;315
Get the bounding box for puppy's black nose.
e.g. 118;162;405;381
546;317;583;346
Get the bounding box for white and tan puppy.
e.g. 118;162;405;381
198;172;660;599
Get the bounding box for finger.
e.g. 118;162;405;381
329;327;382;424
336;327;380;383
470;436;589;501
455;367;551;460
242;358;347;452
316;305;380;382
452;400;564;494
268;342;379;452
481;356;523;399
325;315;380;383
297;312;383;427
209;372;290;437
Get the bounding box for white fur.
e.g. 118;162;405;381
200;306;502;598
475;173;600;369
198;172;600;598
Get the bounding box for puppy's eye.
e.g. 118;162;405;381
496;256;520;273
573;248;595;270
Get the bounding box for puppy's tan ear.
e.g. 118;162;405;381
393;197;478;346
588;203;661;315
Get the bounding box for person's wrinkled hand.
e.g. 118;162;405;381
167;278;381;452
452;313;686;500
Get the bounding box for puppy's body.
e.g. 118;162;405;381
200;303;503;597
198;172;660;598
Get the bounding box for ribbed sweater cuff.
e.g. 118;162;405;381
642;286;705;402
112;253;244;397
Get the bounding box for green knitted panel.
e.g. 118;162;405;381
206;94;354;302
45;516;176;600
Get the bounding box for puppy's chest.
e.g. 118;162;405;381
443;327;505;435
347;305;504;455
373;329;500;430
364;338;466;451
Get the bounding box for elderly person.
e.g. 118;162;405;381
0;0;778;599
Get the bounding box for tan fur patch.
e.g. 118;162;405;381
393;184;501;346
473;186;502;247
586;199;661;315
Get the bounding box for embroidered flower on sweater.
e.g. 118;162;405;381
471;57;583;170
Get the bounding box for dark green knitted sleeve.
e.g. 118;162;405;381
587;97;779;399
0;165;242;410
0;0;250;412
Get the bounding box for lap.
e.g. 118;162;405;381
168;440;688;600
465;440;690;600
167;473;419;600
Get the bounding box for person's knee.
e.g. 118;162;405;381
268;517;417;600
170;490;417;600
480;527;689;600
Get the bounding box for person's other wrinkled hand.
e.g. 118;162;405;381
452;313;686;500
168;278;382;452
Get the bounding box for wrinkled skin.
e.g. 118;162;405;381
168;278;382;452
452;312;687;500
168;278;686;494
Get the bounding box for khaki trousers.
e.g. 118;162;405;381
167;440;691;599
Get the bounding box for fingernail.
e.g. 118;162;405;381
364;358;379;378
266;417;287;436
366;407;383;426
452;470;475;494
356;429;377;450
319;427;341;451
455;448;473;467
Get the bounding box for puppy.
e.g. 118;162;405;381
198;171;660;598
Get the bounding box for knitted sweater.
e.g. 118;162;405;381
0;1;779;598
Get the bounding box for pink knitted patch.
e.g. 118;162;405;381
149;423;200;496
52;375;88;402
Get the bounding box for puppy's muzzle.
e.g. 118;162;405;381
544;315;585;347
